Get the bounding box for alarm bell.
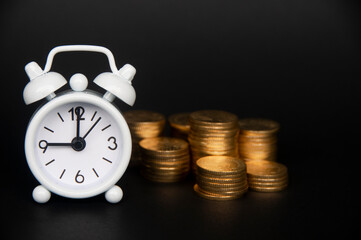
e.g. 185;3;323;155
23;62;67;105
94;64;136;106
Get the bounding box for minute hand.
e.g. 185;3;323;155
83;117;101;139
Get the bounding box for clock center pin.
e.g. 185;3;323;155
71;137;86;151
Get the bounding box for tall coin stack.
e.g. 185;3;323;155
238;118;279;162
188;110;239;173
246;160;288;192
194;156;248;200
139;137;190;182
123;110;166;167
168;112;191;141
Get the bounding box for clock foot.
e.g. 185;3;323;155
105;185;123;203
33;185;51;203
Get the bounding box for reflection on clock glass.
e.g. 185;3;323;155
34;102;123;190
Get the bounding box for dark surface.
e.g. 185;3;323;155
1;0;360;239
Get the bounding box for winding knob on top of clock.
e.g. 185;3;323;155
23;61;67;105
94;64;136;106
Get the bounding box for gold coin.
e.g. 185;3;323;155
248;180;288;188
247;174;288;183
242;156;277;162
197;168;246;179
141;164;190;172
143;156;190;163
124;110;165;123
168;113;191;131
197;179;248;190
200;183;248;194
246;160;287;178
143;157;189;165
139;137;189;153
249;183;288;192
141;162;190;170
193;184;246;200
197;173;247;183
190;110;238;126
197;184;248;196
238;118;280;134
196;156;246;175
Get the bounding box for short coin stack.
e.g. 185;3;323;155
139;137;190;182
188;110;239;173
194;156;248;200
246;160;288;192
238;118;279;162
168;112;191;141
123;110;166;167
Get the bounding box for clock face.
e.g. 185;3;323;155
33;101;124;193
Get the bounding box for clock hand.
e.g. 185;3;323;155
83;117;101;139
47;142;72;146
75;107;84;139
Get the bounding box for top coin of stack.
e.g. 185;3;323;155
194;156;248;200
238;118;279;162
139;137;190;182
188;110;240;173
168;112;191;141
246;160;288;192
123;110;166;167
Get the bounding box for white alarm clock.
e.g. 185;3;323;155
23;45;136;203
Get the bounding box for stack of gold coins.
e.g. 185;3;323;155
238;118;280;162
246;160;288;192
139;137;190;182
194;156;248;200
168;112;190;141
188;110;239;173
123;110;166;167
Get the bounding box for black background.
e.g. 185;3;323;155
1;0;360;239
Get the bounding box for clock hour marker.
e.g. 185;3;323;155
91;111;97;121
101;124;111;131
57;112;64;122
59;169;66;179
92;168;99;177
45;159;55;166
102;157;112;164
44;126;54;133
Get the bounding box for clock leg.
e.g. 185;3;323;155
105;185;123;203
32;185;51;203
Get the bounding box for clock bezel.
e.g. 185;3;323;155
25;91;132;199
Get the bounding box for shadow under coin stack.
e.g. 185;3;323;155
168;112;191;141
246;160;288;192
188;110;239;173
238;118;279;162
194;156;248;200
139;137;190;182
123;110;166;167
